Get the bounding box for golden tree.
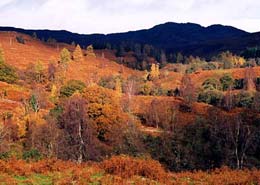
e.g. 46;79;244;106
83;85;127;142
60;48;71;68
73;44;84;62
149;63;160;80
115;77;122;95
0;46;5;64
86;45;96;57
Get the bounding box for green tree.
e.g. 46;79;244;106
29;94;40;113
198;90;223;106
202;78;221;90
0;47;17;83
220;74;234;91
60;80;86;97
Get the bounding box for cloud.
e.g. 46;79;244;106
0;0;259;33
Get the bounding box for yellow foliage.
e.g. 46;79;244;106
73;44;84;62
86;45;96;57
150;63;160;80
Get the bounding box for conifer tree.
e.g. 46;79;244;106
35;61;44;83
86;45;96;57
0;46;5;64
115;78;122;95
60;48;71;68
149;63;160;80
73;44;84;62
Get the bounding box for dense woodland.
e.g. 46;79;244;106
0;32;260;184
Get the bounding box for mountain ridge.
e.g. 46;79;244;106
0;22;259;59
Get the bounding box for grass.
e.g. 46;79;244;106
14;174;52;185
89;172;104;185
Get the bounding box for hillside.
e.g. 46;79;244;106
0;22;258;59
0;30;260;184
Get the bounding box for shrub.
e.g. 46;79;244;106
198;90;223;106
179;103;192;112
202;62;217;70
220;74;234;91
0;152;10;160
0;63;18;83
60;80;86;97
202;78;221;90
16;36;25;44
235;91;253;108
100;155;167;181
234;79;244;89
22;149;42;161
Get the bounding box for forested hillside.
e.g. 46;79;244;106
0;31;259;184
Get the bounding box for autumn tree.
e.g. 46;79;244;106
223;87;234;111
34;61;45;83
86;45;96;57
73;44;84;62
0;46;4;64
0;115;18;154
58;94;99;162
224;113;258;169
114;77;122;95
149;63;160;80
180;75;197;105
60;48;71;69
83;85;127;142
23;62;46;84
122;77;138;112
48;61;56;82
244;67;256;91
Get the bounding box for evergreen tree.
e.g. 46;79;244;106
0;46;17;83
29;94;40;113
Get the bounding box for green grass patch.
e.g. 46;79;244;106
14;174;52;185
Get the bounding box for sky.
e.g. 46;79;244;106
0;0;259;34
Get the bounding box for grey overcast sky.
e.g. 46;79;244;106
0;0;259;34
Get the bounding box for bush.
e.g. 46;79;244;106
0;152;10;160
234;79;244;89
202;78;221;90
198;90;223;106
235;91;253;108
220;74;234;91
16;36;25;44
0;63;18;83
60;80;86;97
100;155;167;181
202;62;217;70
22;149;42;161
179;103;192;112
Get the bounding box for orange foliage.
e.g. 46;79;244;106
0;158;259;184
100;155;168;182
